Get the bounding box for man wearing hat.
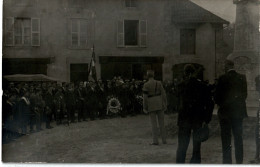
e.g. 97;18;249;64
215;60;247;164
176;64;213;163
143;70;167;145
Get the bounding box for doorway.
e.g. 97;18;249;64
70;63;88;83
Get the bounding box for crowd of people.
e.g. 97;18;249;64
4;60;257;164
2;77;180;143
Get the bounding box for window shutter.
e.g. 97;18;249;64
139;20;147;47
117;20;124;47
5;17;14;46
31;18;40;46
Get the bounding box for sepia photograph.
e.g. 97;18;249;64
1;0;260;165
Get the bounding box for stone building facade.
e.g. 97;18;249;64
3;0;228;83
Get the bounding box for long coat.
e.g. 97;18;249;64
176;77;213;126
142;79;167;112
215;70;247;119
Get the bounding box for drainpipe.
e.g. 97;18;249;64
215;29;217;79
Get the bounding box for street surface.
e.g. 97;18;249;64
2;114;257;164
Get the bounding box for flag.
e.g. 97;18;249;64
88;45;97;82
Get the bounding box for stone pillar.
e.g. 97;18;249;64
228;0;260;109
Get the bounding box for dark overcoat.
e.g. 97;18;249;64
215;70;247;119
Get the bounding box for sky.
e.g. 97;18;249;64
191;0;236;23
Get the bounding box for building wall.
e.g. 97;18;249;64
3;0;224;83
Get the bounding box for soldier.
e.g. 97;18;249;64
54;86;66;125
65;83;76;123
44;87;54;129
2;92;16;142
86;81;98;120
118;81;129;117
97;80;106;119
19;89;31;135
34;87;45;131
76;81;87;122
176;64;213;163
29;85;36;133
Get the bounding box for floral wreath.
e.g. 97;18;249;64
107;96;122;114
136;95;143;106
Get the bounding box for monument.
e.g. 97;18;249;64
228;0;260;109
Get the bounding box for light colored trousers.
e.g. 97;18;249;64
149;110;166;143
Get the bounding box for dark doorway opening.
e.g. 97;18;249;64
3;58;50;75
70;64;88;83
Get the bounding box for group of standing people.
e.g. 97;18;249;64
143;60;249;164
2;78;145;142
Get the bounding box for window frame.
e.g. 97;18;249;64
69;18;88;49
180;28;196;55
4;17;40;47
117;19;147;48
124;20;139;47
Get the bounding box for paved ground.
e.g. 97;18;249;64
1;113;258;164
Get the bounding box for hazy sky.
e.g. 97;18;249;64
191;0;236;23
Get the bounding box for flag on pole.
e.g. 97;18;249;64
88;45;97;82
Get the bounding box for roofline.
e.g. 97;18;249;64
187;0;230;24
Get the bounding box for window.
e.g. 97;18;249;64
4;17;40;46
14;18;31;45
124;20;138;46
117;20;147;47
70;19;88;48
125;0;137;7
180;29;196;55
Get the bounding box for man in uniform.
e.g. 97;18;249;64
44;86;54;129
176;64;213;163
76;81;86;122
65;83;76;123
215;60;247;164
54;86;66;125
86;81;98;120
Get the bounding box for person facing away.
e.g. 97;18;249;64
215;59;247;164
142;70;167;145
250;74;260;163
176;64;213;164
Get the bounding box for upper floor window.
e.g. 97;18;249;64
69;18;88;49
117;20;147;47
4;17;40;46
13;0;34;7
180;29;196;55
125;0;137;7
124;20;139;46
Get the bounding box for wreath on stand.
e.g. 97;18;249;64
106;96;122;116
136;95;143;106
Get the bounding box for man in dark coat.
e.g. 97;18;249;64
2;92;16;141
19;89;31;135
53;86;66;125
176;64;213;164
76;81;87;122
250;75;260;163
44;87;54;129
215;60;247;164
65;83;76;123
86;82;98;120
